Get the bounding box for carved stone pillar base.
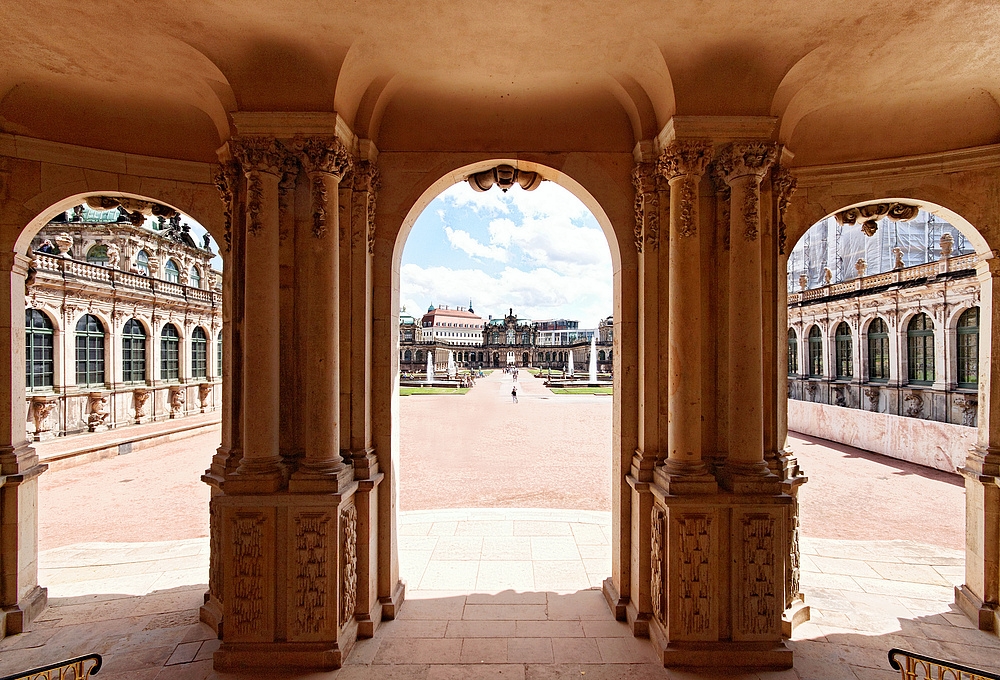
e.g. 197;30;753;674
378;580;406;620
956;584;998;632
654;464;718;496
957;464;999;632
626;472;654;637
214;487;362;672
288;463;354;494
782;596;810;637
648;489;793;670
1;585;47;638
602;577;627;621
717;463;783;495
199;595;224;636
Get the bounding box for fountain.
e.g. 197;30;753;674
425;349;435;383
447;350;457;378
567;349;575;377
399;347;463;389
589;334;598;384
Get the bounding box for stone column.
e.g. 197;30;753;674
289;137;353;493
228;137;285;490
957;253;1000;632
0;252;47;638
655;140;716;493
717;142;781;492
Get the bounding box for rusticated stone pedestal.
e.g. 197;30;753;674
213;483;360;671
648;485;793;669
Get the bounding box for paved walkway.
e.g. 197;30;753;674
3;375;999;678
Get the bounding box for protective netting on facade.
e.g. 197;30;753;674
787;210;975;292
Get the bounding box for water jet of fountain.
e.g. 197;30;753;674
589;334;598;384
568;349;575;377
426;350;435;383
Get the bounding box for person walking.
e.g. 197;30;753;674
511;384;518;403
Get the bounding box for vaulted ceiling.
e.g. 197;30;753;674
2;0;997;165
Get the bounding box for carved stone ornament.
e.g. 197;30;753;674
833;384;846;407
650;506;665;624
956;396;977;427
87;392;110;432
358;161;381;255
231;513;266;636
855;258;868;278
310;175;329;239
213;161;240;252
904;391;924;418
198;383;212;413
892;246;905;270
715;141;778;182
169;385;185;418
340;504;359;627
677;514;713;635
864;386;880;412
133;388;150;422
294;512;330;636
30;396;57;439
738;514;777;636
85;196;176;226
834;202;920;237
245;171;265;237
940;232;954;257
742;186;760;241
468;165;542;193
630;163;657;253
656;139;712;180
709;163;731;251
771;167;797;255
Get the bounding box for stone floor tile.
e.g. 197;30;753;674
98;646;176;675
582;619;631;637
193;637;220;661
460;637;508;663
529;537;581;561
515;620;585;638
849;667;901;680
378;618;449;637
426;664;525;680
400;550;435;583
401;536;441;551
809;556;882;578
344;636;382;665
507;637;554;663
151;659;215;679
179;623;217;644
481;536;533;560
374;637;463;664
336;665;430;680
454;521;513;537
396;597;467;621
445;620;517;638
514;520;573;536
400;522;434;536
547;590;614;621
463;603;547;621
428;522;459;536
431;537;484;561
569;523;609;545
165;640;202;665
866;562;954;587
595;636;658;663
418;561;480;590
475;560;535;590
533;562;590;592
799;572;863;592
851;576;954;601
576;544;611;559
582;557;610;574
466;591;547;605
551;636;602;663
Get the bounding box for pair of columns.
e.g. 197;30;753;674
625;139;799;668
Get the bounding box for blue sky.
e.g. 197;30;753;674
400;181;613;327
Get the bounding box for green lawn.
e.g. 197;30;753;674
548;387;614;395
399;387;470;396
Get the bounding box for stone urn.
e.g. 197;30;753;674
54;232;74;258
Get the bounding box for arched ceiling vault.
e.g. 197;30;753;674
1;0;998;166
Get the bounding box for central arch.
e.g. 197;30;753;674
371;155;636;618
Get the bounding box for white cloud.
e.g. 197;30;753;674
438;183;510;214
444;226;508;262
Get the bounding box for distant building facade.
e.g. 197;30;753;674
24;204;223;439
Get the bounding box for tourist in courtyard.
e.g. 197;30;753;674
511;384;518;403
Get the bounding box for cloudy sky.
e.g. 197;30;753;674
400;181;613;327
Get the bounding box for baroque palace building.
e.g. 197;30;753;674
24;203;223;440
3;2;1000;674
786;209;981;473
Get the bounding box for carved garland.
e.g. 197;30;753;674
340;504;358;627
294;513;330;635
835;202;920;237
311;176;329;239
742;187;760;242
213;162;239;253
678;178;697;238
771;167;797;255
246;172;264;237
630;163;657;254
715;142;778;244
650;506;666;624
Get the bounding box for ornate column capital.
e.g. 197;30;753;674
213;161;241;253
293;136;353;180
631;162;661;252
771;167;797;255
656;140;713;180
229;136;284;175
351;160;382;255
715;141;779;183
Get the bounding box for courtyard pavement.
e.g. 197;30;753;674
2;370;998;678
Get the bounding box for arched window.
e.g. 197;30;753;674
160;323;180;380
191;327;208;379
86;244;108;265
217;331;223;378
599;350;606;361
75;314;105;385
522;352;528;364
787;329;798;376
404;350;412;361
26;309;54;390
164;259;180;283
835;322;853;379
867;318;890;381
807;326;823;377
189;266;201;289
136;250;150;276
957;307;980;388
416;350;424;362
122;319;146;383
907;313;935;384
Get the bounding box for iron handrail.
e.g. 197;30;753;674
888;648;1000;680
0;653;102;680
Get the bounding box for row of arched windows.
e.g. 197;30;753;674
788;308;979;387
85;246;204;288
26;310;222;389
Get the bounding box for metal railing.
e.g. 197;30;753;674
32;253;221;306
0;654;102;680
888;648;1000;680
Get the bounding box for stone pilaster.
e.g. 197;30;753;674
227;137;286;491
289;137;353;493
957;253;1000;631
0;252;47;637
655;140;717;494
716;141;781;493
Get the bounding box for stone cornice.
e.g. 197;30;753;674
656;116;778;152
791;144;1000;187
231;112;357;156
0;133;213;184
